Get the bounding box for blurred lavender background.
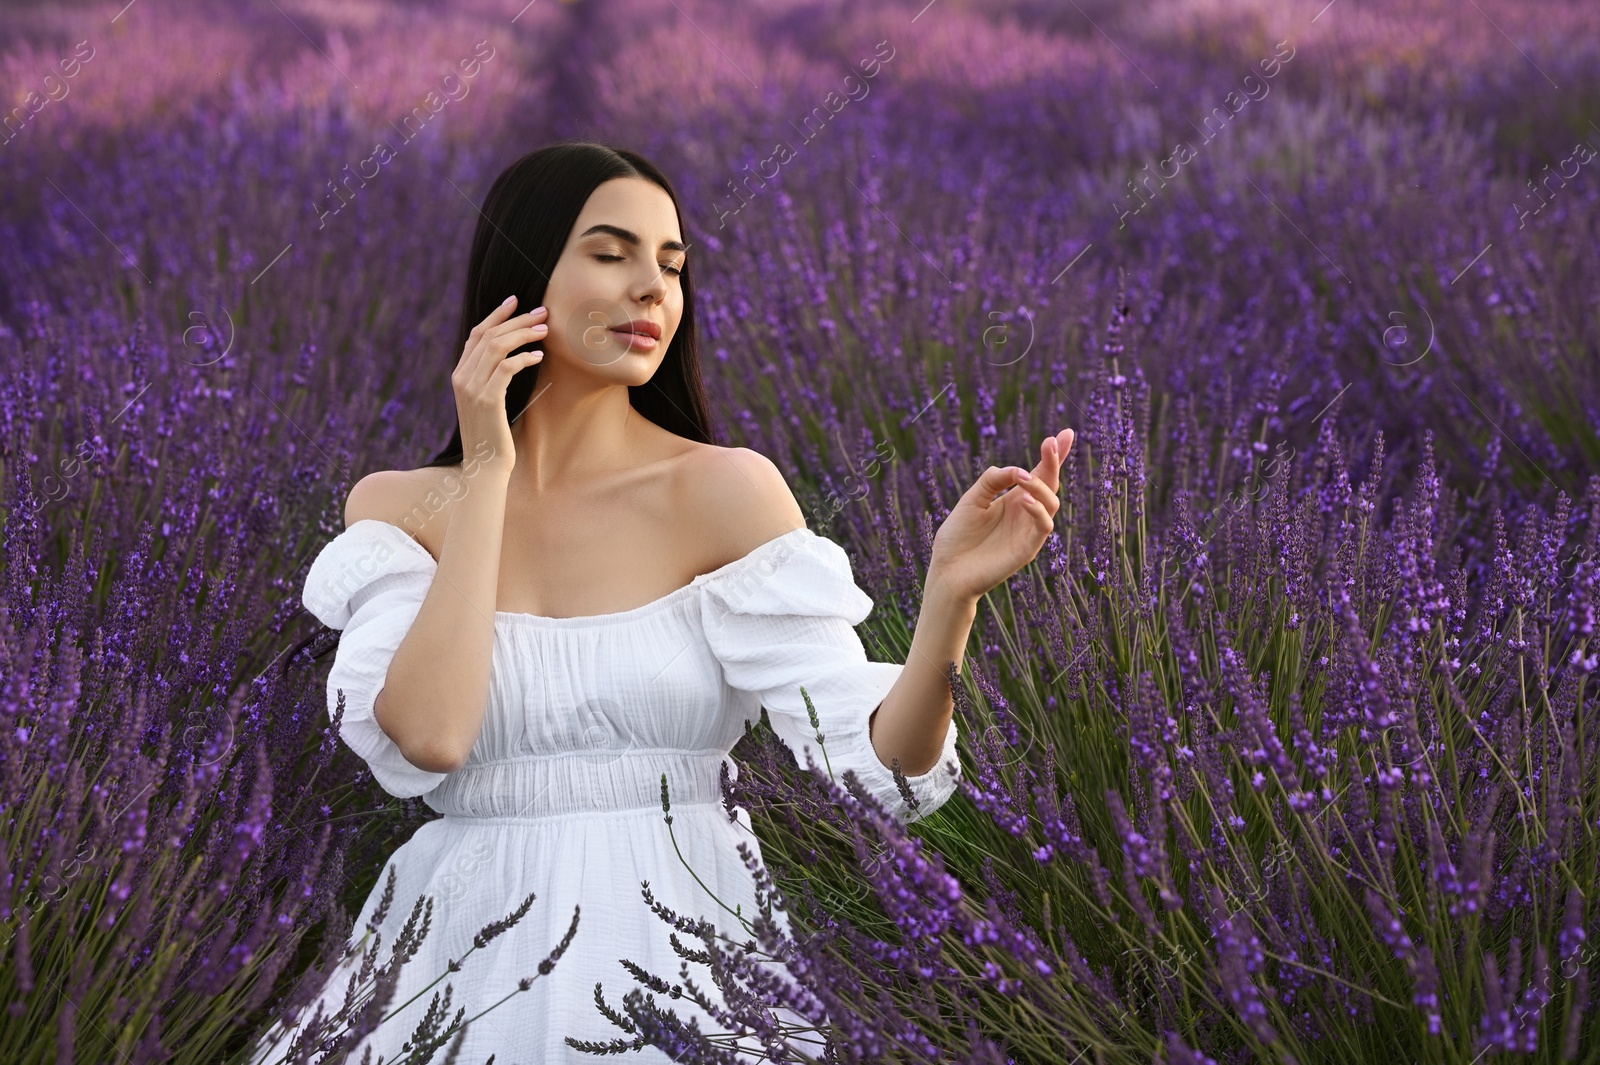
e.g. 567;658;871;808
2;0;1599;1061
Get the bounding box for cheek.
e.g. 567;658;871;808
540;264;592;312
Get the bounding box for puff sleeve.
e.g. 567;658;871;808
301;520;451;799
698;529;961;825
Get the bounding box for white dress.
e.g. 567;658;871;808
249;519;962;1064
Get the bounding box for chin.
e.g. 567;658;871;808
621;364;664;386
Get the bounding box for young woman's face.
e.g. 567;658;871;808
538;176;687;386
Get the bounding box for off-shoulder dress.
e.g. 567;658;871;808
248;519;962;1064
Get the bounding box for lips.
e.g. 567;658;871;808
608;319;661;341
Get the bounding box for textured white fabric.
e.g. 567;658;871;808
250;519;962;1064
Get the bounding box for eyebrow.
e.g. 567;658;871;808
578;223;688;255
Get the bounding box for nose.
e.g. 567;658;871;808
634;262;669;304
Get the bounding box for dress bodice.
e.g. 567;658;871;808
301;519;962;825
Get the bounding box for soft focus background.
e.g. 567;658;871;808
3;0;1599;1061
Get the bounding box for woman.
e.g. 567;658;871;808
253;141;1074;1063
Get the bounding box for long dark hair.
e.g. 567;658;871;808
284;141;719;675
424;140;718;466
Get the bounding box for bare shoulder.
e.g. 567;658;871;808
343;466;457;532
677;445;807;565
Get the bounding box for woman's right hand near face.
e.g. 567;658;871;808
452;294;547;476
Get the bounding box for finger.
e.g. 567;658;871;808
489;317;549;355
1029;435;1057;488
472;314;548;378
488;306;549;338
1011;473;1062;521
495;348;544;376
962;465;1032;509
1032;429;1075;491
1054;429;1074;472
464;295;522;370
1008;469;1059;521
1019;431;1071;508
479;294;519;333
477;307;547;356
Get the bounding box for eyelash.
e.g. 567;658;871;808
595;253;682;277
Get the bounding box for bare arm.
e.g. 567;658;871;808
874;432;1073;775
352;467;512;773
354;293;548;773
867;576;971;776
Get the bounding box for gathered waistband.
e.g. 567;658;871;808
423;747;737;821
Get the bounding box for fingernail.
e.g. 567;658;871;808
502;295;515;305
1018;469;1033;480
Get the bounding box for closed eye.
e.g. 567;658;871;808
596;253;682;277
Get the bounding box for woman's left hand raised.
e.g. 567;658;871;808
928;429;1076;602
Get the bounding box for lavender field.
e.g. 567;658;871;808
3;0;1600;1061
